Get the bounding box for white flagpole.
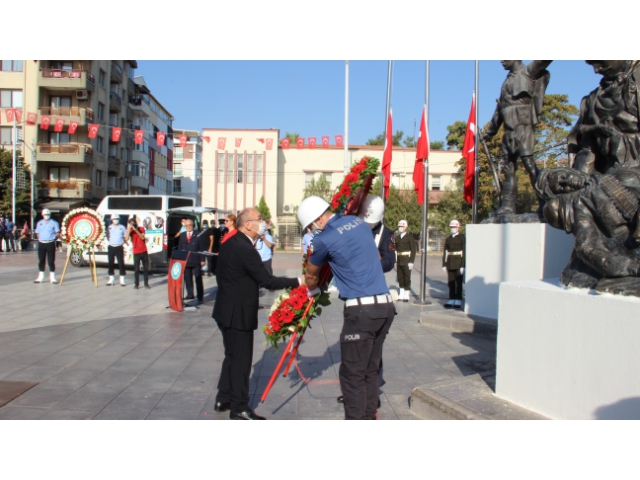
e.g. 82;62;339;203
418;61;432;305
344;60;349;175
384;61;392;137
473;61;479;224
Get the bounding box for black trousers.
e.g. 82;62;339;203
207;253;216;274
108;245;125;276
37;242;56;272
262;258;273;276
133;251;149;286
4;232;15;251
184;264;203;300
447;269;463;300
397;263;411;289
216;323;254;413
340;302;395;420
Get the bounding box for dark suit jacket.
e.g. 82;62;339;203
213;232;299;331
178;229;207;267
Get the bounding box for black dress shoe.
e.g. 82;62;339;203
134;285;139;289
214;401;231;412
337;395;344;404
185;295;195;300
145;284;151;289
230;410;266;420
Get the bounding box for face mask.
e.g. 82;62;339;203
257;221;267;236
311;221;323;236
398;226;405;233
450;228;458;234
43;215;50;220
112;218;119;224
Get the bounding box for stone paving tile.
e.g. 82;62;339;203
146;391;211;420
0;406;49;420
39;408;97;420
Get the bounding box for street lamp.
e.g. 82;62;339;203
19;139;36;238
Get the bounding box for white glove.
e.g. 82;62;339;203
460;268;464;275
408;263;413;271
307;286;321;298
442;267;447;272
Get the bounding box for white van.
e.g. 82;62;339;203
70;195;222;271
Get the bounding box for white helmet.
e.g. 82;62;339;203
361;196;384;225
42;208;51;216
298;196;330;230
449;219;460;228
398;220;408;228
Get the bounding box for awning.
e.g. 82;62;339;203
35;199;88;214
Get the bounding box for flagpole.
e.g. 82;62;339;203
344;60;349;175
418;61;432;305
12;115;17;224
473;61;479;224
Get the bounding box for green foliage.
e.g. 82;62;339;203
366;130;404;146
445;121;467;150
256;196;272;221
284;132;299;142
0;147;31;220
534;93;579;167
430;141;445;150
382;186;423;237
403;135;416;148
302;173;333;203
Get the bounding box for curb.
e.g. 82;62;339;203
419;310;497;338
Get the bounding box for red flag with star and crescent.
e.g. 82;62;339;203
157;132;166;146
26;112;37;125
68;120;79;134
281;138;290;149
321;136;329;148
382;108;393;198
88;123;99;138
413;105;429;205
54;118;66;133
217;137;226;149
296;137;304;149
134;130;144;145
308;137;316;149
14;109;23;123
111;127;122;143
463;93;476;205
335;135;343;147
179;134;187;148
266;138;273;150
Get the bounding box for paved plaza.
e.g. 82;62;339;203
0;249;496;420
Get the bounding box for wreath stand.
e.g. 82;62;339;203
60;247;98;287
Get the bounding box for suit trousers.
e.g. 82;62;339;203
37;242;56;272
108;245;125;276
340;302;395;419
215;323;254;413
447;269;463;300
184;264;203;300
133;251;149;286
397;264;411;289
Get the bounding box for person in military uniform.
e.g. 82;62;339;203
483;60;552;215
395;219;416;302
442;219;465;309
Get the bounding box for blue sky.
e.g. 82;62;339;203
135;60;601;148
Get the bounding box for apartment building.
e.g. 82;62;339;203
0;60;174;220
172;128;202;205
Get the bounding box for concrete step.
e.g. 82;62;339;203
410;373;548;420
419;306;497;338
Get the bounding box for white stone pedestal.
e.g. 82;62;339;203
496;279;640;419
464;224;574;319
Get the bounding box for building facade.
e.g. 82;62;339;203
172;128;202;205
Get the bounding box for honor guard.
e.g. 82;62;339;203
34;208;61;283
395;220;416;302
442;219;465;308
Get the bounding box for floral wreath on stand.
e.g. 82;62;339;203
262;155;381;349
61;207;106;252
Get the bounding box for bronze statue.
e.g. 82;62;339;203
535;166;640;295
569;60;640;175
483;60;552;216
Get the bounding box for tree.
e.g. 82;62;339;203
370;177;422;237
534;93;579;168
284;132;299;142
302;173;333;203
445;121;467;150
0;147;31;222
403;135;416;148
366;130;404;146
256;196;272;221
430;141;445;150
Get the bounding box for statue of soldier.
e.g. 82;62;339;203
483;60;552;216
569;60;640;175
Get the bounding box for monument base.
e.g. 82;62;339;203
496;279;640;419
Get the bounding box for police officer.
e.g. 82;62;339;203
3;215;16;252
34;208;61;283
442;219;465;309
395;220;416;302
299;196;395;420
107;213;127;286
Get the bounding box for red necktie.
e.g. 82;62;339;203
187;232;191;242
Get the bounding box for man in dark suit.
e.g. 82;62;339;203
178;219;207;303
213;207;301;420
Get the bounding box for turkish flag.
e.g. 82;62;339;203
266;138;273;150
179;134;187;148
68;120;79;134
201;136;210;143
26;112;37;125
257;138;265;144
134;130;144;145
235;137;242;148
111;127;122;142
14;109;23;123
382;108;393;198
217;137;226;149
335;134;343;147
41;115;52;130
157;132;166;146
463;93;476;205
321;136;329;148
413;105;429;205
308;137;317;149
88;123;100;138
5;109;15;123
296;137;304;149
54;117;66;133
281;138;290;149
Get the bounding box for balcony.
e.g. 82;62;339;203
109;92;122;112
38;106;93;126
111;61;123;84
130;175;148;190
108;156;122;175
107;188;127;195
128;78;136;95
39;180;92;199
126;106;133;122
38;143;94;163
39;69;96;92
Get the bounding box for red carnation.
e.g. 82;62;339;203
282;308;295;324
352;164;365;175
339;184;351;197
344;173;359;183
290;296;305;310
265;326;273;335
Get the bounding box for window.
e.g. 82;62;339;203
256;154;263;183
173;163;183;176
174;147;183;159
125;149;131;163
304;172;314;188
50;95;72;109
130;162;147;178
51;61;73;71
217;153;224;184
174;179;182;193
0;89;23;108
98;102;104;120
49;132;71;144
431;175;442;191
99;69;105;86
97;136;104;153
49;167;70;182
109;145;117;157
237;154;244;183
96;169;103;187
322;172;333;188
0;127;21;145
109;113;118;126
246;154;253;184
227;153;234;183
1;60;23;72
